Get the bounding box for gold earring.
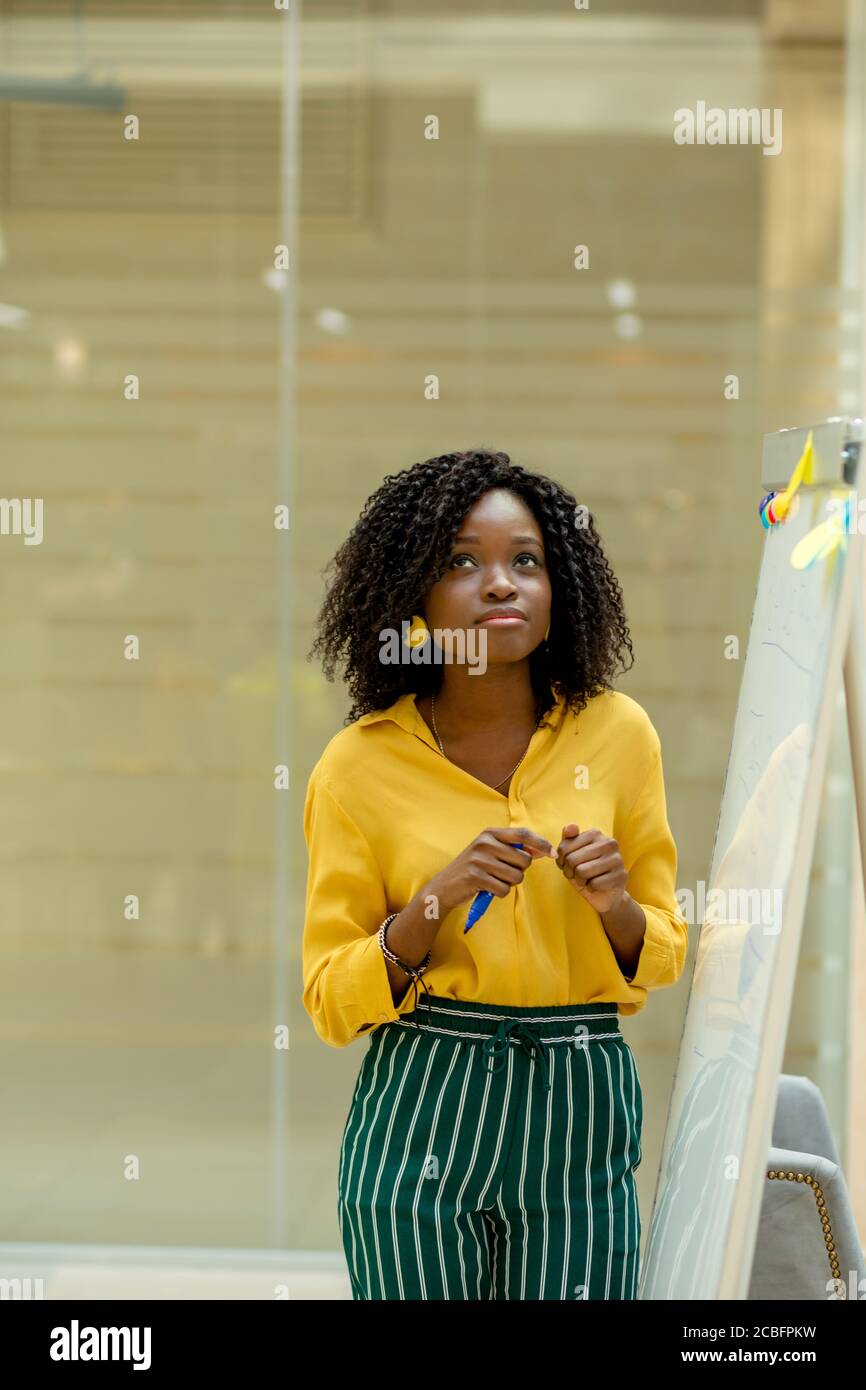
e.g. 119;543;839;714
543;621;551;642
404;613;430;648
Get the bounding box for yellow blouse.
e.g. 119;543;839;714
302;686;689;1049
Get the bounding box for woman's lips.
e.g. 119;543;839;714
477;615;527;625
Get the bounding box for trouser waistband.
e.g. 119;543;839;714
397;996;622;1042
389;998;623;1095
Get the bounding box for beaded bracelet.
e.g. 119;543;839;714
378;912;431;974
378;912;434;1025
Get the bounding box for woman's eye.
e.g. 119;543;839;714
448;552;541;569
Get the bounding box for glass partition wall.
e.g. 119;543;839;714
0;0;862;1288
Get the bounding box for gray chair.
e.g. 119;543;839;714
748;1074;865;1300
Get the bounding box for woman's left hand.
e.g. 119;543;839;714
555;823;628;914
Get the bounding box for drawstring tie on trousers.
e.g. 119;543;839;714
482;1019;552;1093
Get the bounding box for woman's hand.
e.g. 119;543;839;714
430;826;554;915
554;823;628;914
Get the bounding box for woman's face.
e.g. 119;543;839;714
421;488;552;664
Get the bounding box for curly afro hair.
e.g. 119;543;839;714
307;447;634;726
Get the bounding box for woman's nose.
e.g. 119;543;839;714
482;570;517;594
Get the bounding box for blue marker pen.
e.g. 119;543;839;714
464;843;524;934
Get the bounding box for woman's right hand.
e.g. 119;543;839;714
430;827;554;914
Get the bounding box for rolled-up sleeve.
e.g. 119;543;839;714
302;770;405;1048
619;746;689;993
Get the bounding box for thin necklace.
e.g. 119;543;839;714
430;689;538;791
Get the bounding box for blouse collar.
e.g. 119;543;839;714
356;688;569;744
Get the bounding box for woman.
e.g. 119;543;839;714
302;447;689;1301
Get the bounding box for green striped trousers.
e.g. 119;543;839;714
337;997;643;1300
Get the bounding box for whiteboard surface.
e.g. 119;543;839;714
640;474;858;1300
